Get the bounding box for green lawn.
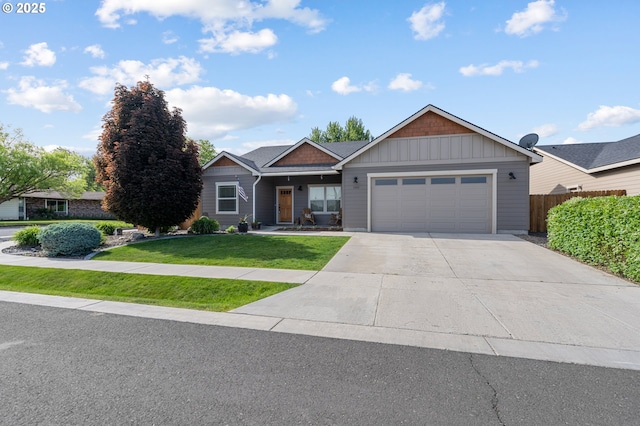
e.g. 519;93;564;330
0;265;296;311
93;234;350;270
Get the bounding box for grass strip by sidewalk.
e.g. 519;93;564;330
0;265;296;312
93;234;349;270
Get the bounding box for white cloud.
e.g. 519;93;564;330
0;62;8;70
43;144;98;156
21;42;56;67
84;44;106;59
199;29;278;54
79;56;203;95
459;60;539;76
562;137;581;145
5;76;82;113
532;123;558;137
331;76;376;95
388;73;424;92
82;126;103;142
505;0;567;37
408;2;446;41
95;0;327;55
165;86;297;140
162;31;178;44
577;105;640;130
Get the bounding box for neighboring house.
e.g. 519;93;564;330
0;191;113;220
530;134;640;195
201;104;542;234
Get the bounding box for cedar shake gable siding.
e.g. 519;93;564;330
273;143;338;166
387;111;471;139
211;157;240;167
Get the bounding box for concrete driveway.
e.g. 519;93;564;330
234;232;640;369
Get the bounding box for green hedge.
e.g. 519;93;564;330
547;195;640;282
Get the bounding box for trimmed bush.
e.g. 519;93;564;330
95;222;118;236
13;226;41;246
547;195;640;282
38;222;103;256
190;216;220;234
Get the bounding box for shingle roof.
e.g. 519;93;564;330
236;140;372;173
536;134;640;171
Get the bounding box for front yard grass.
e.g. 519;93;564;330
0;265;296;311
93;234;350;270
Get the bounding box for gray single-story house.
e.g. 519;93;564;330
201;104;542;233
530;134;640;195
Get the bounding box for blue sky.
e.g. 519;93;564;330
1;0;639;156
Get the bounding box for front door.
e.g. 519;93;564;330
277;187;293;223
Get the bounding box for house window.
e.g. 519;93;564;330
216;182;238;214
45;199;68;215
309;185;341;213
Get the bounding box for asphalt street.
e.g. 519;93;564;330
1;302;639;425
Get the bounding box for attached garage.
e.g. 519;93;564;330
369;170;496;233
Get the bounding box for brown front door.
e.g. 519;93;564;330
278;187;293;223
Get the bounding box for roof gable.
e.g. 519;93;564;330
202;152;259;175
335;104;542;168
264;138;341;167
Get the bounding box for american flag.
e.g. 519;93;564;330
238;183;248;202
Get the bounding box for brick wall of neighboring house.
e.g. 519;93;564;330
25;197;114;219
273;143;337;166
387;111;472;138
68;199;114;219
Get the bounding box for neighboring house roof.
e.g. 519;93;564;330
335;104;542;169
203;138;372;176
534;133;640;173
23;191;106;200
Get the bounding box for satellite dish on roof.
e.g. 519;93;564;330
519;133;539;150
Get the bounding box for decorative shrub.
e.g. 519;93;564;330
547;195;640;282
95;222;119;236
189;216;220;234
13;226;41;246
226;225;236;234
38;222;103;256
33;207;56;219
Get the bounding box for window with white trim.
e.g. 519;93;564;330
309;185;341;213
216;182;238;214
45;199;68;215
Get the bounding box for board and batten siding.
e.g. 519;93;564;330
342;133;530;232
201;165;253;228
348;133;523;166
530;154;640;195
0;198;19;220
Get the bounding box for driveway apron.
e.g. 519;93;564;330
234;232;640;369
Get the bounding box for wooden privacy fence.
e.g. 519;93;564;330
529;190;627;233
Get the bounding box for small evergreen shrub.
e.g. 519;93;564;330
33;207;56;219
190;216;220;234
38;222;102;256
226;225;236;233
95;222;119;236
13;226;41;246
547;195;640;282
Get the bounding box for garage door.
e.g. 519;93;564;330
371;175;492;233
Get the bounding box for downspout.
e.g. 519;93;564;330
252;175;262;223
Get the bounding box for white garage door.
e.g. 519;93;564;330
371;175;492;233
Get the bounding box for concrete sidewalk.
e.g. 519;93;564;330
1;233;640;371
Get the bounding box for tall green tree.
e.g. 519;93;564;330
308;116;373;143
82;156;105;191
95;80;202;236
0;124;85;204
189;138;216;165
